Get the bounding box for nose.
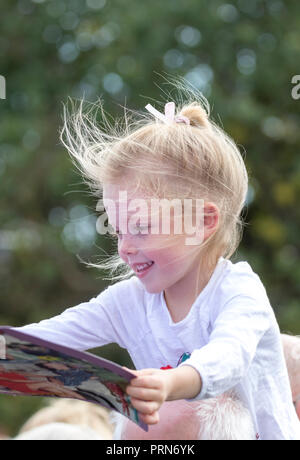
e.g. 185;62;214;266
118;235;138;257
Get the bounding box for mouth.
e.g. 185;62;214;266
132;261;155;277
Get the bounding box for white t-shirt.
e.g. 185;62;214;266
16;257;300;440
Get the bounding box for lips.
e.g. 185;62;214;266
131;261;154;273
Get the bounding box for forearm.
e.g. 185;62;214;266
13;301;115;351
166;365;202;401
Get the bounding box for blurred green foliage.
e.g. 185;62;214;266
0;0;299;437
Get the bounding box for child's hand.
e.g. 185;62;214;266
123;367;173;425
123;365;202;425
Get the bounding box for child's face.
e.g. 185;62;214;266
102;183;217;294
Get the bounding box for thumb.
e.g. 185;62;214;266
122;366;138;376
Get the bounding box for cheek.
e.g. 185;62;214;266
147;250;175;269
147;236;184;261
153;247;188;270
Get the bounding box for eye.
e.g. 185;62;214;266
110;229;121;240
112;225;149;238
134;225;149;235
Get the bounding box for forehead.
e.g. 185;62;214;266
102;183;152;211
103;183;150;201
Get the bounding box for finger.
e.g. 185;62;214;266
130;397;159;415
140;411;160;425
128;375;163;389
126;385;159;401
134;368;158;375
122;366;138;375
122;366;137;372
123;367;140;381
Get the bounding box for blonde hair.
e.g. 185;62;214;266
60;76;248;284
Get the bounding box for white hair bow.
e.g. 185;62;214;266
145;102;190;126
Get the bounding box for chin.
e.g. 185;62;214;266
141;284;164;294
135;278;164;294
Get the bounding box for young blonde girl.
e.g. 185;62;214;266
15;78;300;440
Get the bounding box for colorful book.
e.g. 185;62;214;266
0;326;148;431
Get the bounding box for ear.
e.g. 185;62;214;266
203;202;219;240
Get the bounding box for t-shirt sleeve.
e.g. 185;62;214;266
13;280;137;351
178;294;273;400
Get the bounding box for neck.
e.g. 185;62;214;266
164;259;217;323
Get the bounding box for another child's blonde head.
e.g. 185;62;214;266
61;77;248;281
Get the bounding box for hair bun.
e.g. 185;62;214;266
180;102;210;128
